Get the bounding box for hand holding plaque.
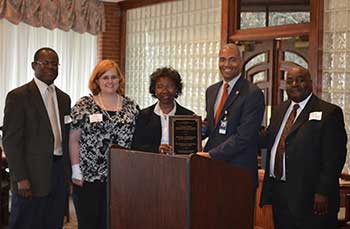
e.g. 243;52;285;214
169;115;202;155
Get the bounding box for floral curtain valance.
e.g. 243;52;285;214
0;0;105;35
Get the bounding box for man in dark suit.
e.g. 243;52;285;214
260;63;347;229
197;43;265;187
3;47;71;229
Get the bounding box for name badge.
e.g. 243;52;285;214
89;113;103;123
64;115;72;124
219;120;228;135
309;111;322;121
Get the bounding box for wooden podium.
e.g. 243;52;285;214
109;149;254;229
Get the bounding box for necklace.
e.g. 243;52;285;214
98;94;122;122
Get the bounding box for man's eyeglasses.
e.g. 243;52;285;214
35;61;60;67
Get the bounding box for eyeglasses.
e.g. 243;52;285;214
35;61;60;67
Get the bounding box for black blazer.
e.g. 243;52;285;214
3;80;71;196
131;102;194;153
260;95;347;217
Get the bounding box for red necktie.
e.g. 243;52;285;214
214;83;229;125
274;104;300;179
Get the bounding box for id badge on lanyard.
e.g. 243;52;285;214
218;110;228;135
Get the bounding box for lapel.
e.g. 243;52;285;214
269;101;291;144
148;104;162;143
56;87;67;137
27;80;52;131
207;82;221;129
213;77;244;128
288;94;317;136
221;77;244;114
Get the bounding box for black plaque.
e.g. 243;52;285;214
169;115;202;155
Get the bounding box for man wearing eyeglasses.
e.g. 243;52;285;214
3;47;71;228
260;63;347;229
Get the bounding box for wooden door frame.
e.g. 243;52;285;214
118;0;177;73
221;0;323;96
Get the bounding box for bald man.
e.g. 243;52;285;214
260;64;347;228
198;43;265;188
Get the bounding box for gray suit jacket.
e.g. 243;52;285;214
3;80;71;196
260;95;347;218
204;76;265;186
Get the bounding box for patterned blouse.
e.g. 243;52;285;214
70;95;139;182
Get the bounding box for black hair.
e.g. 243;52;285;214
149;67;183;98
33;47;58;62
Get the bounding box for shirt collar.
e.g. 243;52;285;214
154;101;177;117
223;74;241;89
34;77;55;95
291;93;312;110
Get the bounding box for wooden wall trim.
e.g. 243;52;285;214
119;0;176;73
225;0;323;96
229;23;310;41
309;0;323;96
119;0;177;10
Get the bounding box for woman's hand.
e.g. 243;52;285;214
159;144;173;155
72;178;84;187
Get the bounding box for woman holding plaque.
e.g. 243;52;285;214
132;67;194;154
69;60;139;229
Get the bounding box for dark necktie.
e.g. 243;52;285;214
274;104;300;179
214;83;229;125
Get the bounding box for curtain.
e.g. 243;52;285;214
0;19;97;126
0;0;105;35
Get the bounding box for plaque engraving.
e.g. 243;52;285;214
169;115;202;155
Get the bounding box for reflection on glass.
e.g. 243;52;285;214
239;0;310;29
240;12;265;29
245;53;267;71
269;12;310;26
284;51;308;68
252;71;267;84
282;90;288;102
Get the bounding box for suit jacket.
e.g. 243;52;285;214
204;76;265;186
131;102;194;153
260;94;347;218
3;80;71;196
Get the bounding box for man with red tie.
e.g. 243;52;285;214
197;43;265;188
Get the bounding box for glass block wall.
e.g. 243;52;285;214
125;0;222;117
323;0;350;173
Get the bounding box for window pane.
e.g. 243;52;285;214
269;12;310;26
239;0;310;29
125;0;222;117
245;53;267;71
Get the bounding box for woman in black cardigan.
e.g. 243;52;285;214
132;67;194;154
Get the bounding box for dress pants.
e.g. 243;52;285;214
271;179;338;229
9;157;67;229
72;181;107;229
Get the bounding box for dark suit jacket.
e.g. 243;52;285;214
131;102;194;153
204;76;265;186
3;80;71;196
260;94;347;218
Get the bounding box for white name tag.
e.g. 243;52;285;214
89;113;103;123
64;115;72;124
309;111;322;121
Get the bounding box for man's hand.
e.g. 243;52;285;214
313;193;328;215
196;152;211;158
17;179;32;198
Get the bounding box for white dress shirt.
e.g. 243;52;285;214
269;93;312;180
153;101;177;144
34;77;62;156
